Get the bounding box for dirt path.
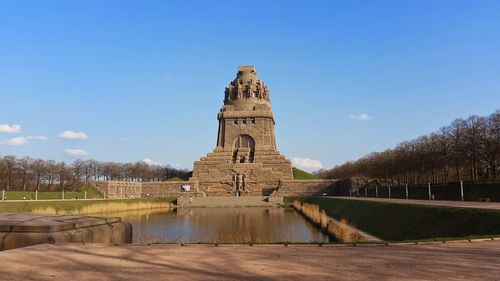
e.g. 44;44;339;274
1;241;499;280
333;196;500;210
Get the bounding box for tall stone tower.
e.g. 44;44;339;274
190;66;293;196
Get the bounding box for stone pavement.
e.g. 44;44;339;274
0;241;499;280
0;213;131;250
333;196;500;210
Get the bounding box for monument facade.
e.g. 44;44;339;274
189;66;293;196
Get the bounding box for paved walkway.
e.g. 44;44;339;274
1;241;499;280
333;196;500;210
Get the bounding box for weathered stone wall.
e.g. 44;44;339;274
141;181;191;198
93;181;142;199
92;179;338;198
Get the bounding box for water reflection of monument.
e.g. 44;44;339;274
120;208;329;243
175;208;328;243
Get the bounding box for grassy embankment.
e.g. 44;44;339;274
0;198;176;214
2;185;103;200
289;197;500;242
292;168;319;180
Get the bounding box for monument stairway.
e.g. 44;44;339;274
177;196;277;208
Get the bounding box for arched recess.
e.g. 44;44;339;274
232;134;255;163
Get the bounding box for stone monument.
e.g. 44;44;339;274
190;66;293;196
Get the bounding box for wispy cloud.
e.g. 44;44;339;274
142;158;157;165
59;130;89;140
292;157;324;172
0;137;28;146
349;113;372;121
65;149;89;158
0;135;48;146
0;124;21;133
28;136;49;141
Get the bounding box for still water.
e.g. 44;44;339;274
108;207;330;243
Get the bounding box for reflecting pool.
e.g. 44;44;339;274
105;207;330;243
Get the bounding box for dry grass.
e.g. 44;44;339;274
327;219;363;243
135;232;301;244
320;210;328;229
32;200;173;215
293;199;364;243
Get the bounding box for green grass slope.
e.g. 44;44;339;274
299;197;500;242
293;168;319;180
2;185;103;200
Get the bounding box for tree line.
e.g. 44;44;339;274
0;156;189;191
320;110;500;185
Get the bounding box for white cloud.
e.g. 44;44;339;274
65;149;89;158
28;136;49;141
142;158;157;165
0;135;48;146
59;130;89;140
349;113;372;121
0;124;21;133
292;157;324;172
0;137;28;146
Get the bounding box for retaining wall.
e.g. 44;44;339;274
0;213;132;251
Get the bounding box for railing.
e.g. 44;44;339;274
353;180;500;202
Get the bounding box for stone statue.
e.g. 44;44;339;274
224;87;231;101
236;173;244;191
257;83;264;99
247;83;254;98
237;82;243;99
263;86;270;100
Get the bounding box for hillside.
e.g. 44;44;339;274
293;168;319;180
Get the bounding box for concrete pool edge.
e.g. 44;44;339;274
0;212;132;251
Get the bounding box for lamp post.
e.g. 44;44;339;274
460;180;464;201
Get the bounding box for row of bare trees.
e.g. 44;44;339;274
0;156;188;191
320;111;500;185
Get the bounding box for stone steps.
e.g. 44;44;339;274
177;196;276;208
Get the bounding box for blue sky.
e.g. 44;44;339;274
1;0;499;171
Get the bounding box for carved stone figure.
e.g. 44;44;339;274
257;83;264;99
237;82;243;99
236;173;244;192
246;83;253;98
